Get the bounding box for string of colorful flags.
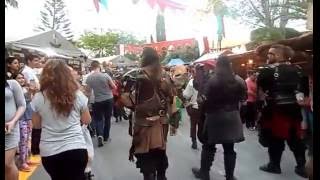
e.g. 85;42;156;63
92;0;108;12
92;0;186;13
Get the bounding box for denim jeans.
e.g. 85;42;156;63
92;98;113;140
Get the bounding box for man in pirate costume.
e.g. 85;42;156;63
256;44;307;178
128;47;178;180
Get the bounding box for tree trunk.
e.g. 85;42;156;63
279;0;289;37
260;0;273;28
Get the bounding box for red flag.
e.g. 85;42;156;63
93;0;100;12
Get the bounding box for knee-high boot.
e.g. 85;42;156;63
192;146;215;180
156;170;167;180
224;153;237;180
293;151;307;178
143;173;155;180
259;148;282;174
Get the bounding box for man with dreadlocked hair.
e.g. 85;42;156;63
128;47;177;180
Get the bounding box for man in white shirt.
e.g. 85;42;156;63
22;54;41;88
22;54;41;155
183;78;200;149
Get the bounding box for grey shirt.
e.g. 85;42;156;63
31;90;88;157
86;72;113;102
5;80;26;150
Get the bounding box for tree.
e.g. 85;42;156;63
246;27;302;50
116;31;146;45
77;30;144;58
229;0;308;31
5;0;18;8
35;0;74;40
77;31;119;58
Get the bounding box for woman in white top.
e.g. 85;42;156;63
31;59;91;180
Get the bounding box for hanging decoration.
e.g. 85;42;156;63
216;15;225;50
93;0;108;13
132;0;186;11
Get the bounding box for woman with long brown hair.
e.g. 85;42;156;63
6;56;20;79
5;60;26;180
31;59;91;180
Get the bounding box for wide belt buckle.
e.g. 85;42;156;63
159;110;166;117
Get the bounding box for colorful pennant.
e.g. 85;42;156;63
93;0;108;13
133;0;186;11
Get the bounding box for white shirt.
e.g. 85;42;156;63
22;65;39;85
82;72;95;104
183;79;199;109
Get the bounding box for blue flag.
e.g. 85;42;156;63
100;0;108;9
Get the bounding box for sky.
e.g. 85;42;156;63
5;0;307;45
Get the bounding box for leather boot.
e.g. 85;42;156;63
192;146;215;180
156;171;167;180
143;173;156;180
192;168;209;180
192;139;198;149
224;153;237;180
31;128;42;155
84;171;94;180
294;156;307;178
260;148;282;174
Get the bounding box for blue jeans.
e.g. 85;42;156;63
92;99;113;140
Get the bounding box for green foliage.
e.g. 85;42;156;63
77;31;119;57
5;0;18;8
77;30;145;57
250;27;302;42
250;27;284;42
116;31;146;45
35;0;74;40
248;27;303;50
284;27;303;38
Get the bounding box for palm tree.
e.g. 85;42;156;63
5;0;18;8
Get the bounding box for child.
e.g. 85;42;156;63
14;73;35;171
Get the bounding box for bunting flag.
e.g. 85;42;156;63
134;0;186;11
93;0;108;13
93;0;100;12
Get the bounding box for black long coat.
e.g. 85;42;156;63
203;74;247;144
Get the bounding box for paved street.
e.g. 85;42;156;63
30;109;305;180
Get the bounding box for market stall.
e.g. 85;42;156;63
6;30;86;74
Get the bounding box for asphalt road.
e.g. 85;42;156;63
30;109;305;180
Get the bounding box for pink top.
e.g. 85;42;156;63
245;77;257;102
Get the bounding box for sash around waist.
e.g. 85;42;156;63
134;117;168;127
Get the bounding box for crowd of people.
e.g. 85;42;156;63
4;43;313;180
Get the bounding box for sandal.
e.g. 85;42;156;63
27;160;40;166
20;163;32;172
